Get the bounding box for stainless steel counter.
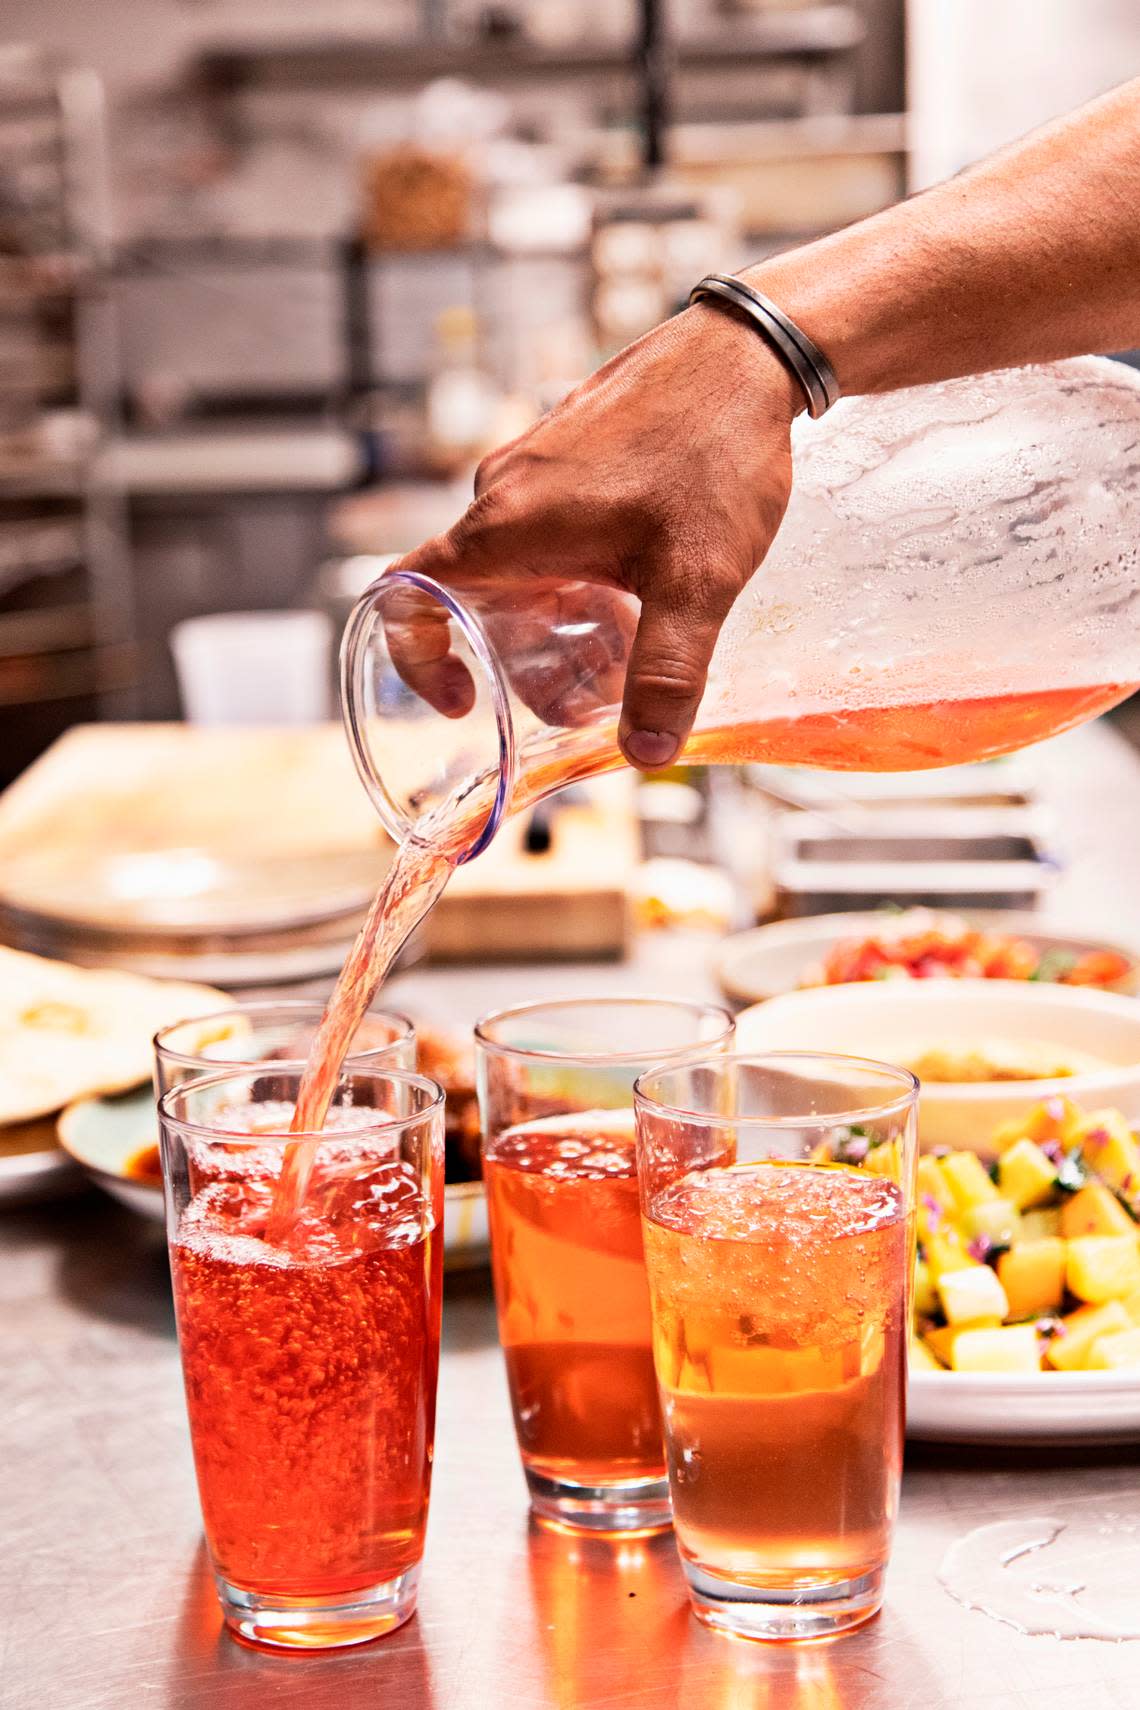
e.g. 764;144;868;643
4;1188;1140;1710
5;719;1140;1708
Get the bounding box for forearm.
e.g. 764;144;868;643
746;78;1140;396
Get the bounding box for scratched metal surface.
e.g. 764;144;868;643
5;1163;1140;1708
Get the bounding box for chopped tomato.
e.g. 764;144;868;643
1064;949;1132;987
815;914;1132;990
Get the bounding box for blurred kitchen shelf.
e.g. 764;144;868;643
196;9;864;89
595;111;908;234
0;642;136;709
0;45;134;764
115;235;590;269
100;428;364;496
0;604;93;658
0;463;88;500
0;257;89;306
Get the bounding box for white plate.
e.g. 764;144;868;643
908;1368;1140;1445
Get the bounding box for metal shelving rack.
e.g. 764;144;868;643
196;9;865;97
0;44;133;778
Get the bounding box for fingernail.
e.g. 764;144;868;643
623;729;680;768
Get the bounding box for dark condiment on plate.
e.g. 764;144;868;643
125;1142;163;1185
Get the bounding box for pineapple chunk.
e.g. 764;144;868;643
925;1319;1001;1367
1025;1097;1084;1145
939;1151;1000;1211
1060;1182;1136;1239
996;1238;1067;1320
1066;1235;1140;1303
864;1139;902;1181
924;1230;979;1280
908;1337;942;1372
951;1324;1041;1374
1046;1300;1132;1370
990;1097;1083;1156
916;1156;953;1237
913;1255;938;1318
997;1139;1058;1210
990;1115;1030;1155
1019;1206;1063;1241
1121;1287;1140;1327
1074;1110;1140;1196
963;1198;1021;1246
937;1265;1010;1325
1087;1326;1140;1371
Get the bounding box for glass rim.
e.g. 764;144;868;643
157;1063;445;1145
474;994;736;1067
152;999;415;1072
340;566;517;865
633;1049;919;1128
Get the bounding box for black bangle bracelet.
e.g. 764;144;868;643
688;274;840;419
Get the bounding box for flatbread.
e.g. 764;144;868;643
0;945;229;1124
0;1115;61;1158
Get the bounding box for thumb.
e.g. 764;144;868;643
617;566;738;770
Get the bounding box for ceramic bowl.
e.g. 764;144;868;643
735;979;1140;1155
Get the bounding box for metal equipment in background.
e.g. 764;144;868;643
0;45;132;784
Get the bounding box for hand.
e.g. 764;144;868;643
389;301;800;768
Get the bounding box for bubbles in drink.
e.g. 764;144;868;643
170;1124;441;1599
179;1100;431;1263
643;1162;909;1584
712;358;1140;719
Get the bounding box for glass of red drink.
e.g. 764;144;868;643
475;997;735;1534
154;1001;415;1095
634;1051;918;1641
158;1062;445;1651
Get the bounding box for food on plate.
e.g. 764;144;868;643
805;910;1132;990
125;1142;163;1185
0;946;229;1125
0;1115;63;1158
52;1010;487;1209
414;1020;481;1181
903;1039;1108;1084
914;1097;1140;1373
633;858;735;932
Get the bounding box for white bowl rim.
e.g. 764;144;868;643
909;1367;1140;1390
736;978;1140;1101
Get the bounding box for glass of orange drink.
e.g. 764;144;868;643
634;1051;918;1640
476;998;735;1533
159;1063;444;1650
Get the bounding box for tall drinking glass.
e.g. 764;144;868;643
154;1000;415;1094
475;997;735;1533
634;1052;918;1640
159;1064;445;1651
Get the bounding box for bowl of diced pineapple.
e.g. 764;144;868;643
906;1097;1140;1442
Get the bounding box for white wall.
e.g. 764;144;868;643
907;0;1140;186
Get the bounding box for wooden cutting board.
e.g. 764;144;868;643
427;773;637;960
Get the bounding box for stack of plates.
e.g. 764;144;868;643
0;846;397;986
0;724;415;986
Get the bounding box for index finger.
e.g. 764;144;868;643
383;576;477;719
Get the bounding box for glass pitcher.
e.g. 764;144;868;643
341;357;1140;864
